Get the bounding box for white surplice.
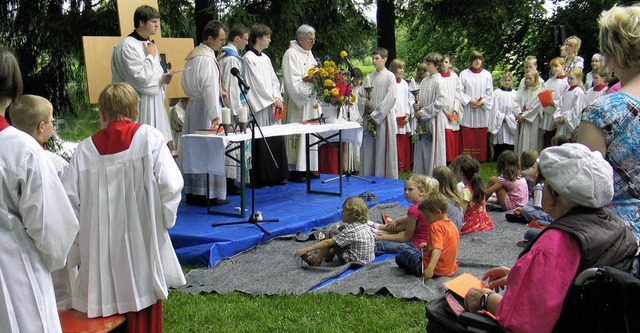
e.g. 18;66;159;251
282;40;320;172
540;76;569;131
394;78;413;134
585;85;607;105
459;68;494;128
489;88;519;145
219;43;246;181
515;86;542;156
413;74;447;176
440;72;463;131
181;43;226;199
242;49;282;126
111;35;172;142
360;69;398;179
0;126;78;332
554;86;586;137
63;125;185;318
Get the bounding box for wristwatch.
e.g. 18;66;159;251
480;291;497;311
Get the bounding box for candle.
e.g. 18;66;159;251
221;107;231;124
238;106;248;123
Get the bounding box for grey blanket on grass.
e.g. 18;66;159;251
179;202;528;301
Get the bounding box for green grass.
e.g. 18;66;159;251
56;107;101;142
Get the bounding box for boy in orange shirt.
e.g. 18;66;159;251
419;192;460;281
395;191;460;280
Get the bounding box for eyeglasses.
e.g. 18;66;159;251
306;38;316;43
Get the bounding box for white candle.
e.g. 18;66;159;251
238;106;248;123
221;107;231;124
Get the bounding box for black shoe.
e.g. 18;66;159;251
209;198;229;206
185;194;208;206
505;211;526;223
289;171;307;183
310;172;321;179
227;178;242;195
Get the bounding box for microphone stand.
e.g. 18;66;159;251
211;78;279;235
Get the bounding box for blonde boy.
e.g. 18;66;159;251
296;197;376;266
418;192;459;281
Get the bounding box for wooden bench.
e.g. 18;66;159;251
58;309;126;333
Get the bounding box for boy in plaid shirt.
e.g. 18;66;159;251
296;197;376;266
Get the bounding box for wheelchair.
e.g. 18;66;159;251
425;265;640;333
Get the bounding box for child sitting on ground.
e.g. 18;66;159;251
296;197;375;266
432;166;465;231
396;192;459;281
374;174;439;254
485;150;529;211
451;154;494;234
520;149;538;196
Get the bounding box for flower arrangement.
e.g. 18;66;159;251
307;51;356;109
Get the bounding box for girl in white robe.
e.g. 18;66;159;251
490;72;519;160
540;57;570;148
585;68;609;105
554;68;586;137
515;69;543;156
63;83;185;328
413;53;447;177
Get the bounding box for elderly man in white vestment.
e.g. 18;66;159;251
181;20;230;206
0;46;79;333
361;47;398;179
282;24;321;182
111;5;174;146
219;24;250;195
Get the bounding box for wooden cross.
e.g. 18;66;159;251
82;0;194;103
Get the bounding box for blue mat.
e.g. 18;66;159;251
169;175;406;267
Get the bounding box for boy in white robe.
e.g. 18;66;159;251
489;72;519;160
242;24;289;186
219;24;250;195
282;25;321;182
585;67;608;105
111;5;174;146
413;53;447;177
459;50;494;162
0;47;79;333
440;55;464;163
540;57;569;148
181;20;229;206
62;83;185;330
10;95;78;310
361;47;398;179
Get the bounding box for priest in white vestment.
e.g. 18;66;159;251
282;25;320;181
361;48;398;179
62;83;185;326
412;54;447;177
111;5;173;145
0;48;79;332
181;21;229;205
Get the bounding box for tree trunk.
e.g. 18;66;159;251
194;0;217;42
376;0;396;66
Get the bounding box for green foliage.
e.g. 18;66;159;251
163;291;425;333
56;107;101;143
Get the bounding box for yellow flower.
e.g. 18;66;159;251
329;61;336;67
313;104;319;109
324;89;329;95
350;92;357;103
307;68;316;77
340;50;348;58
319;69;328;77
339;96;345;101
331;87;340;96
323;60;330;67
324;79;334;87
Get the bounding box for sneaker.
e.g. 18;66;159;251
516;240;530;248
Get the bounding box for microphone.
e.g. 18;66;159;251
230;67;250;91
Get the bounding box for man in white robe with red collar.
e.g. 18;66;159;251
282;24;320;182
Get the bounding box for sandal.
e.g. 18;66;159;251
300;254;318;266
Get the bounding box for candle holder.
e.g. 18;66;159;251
364;86;376;139
236;121;248;134
221;123;231;136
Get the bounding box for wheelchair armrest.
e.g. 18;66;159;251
459;312;503;332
